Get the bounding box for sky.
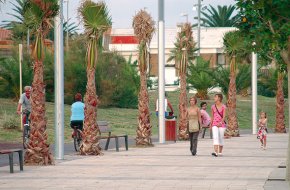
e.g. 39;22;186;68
0;0;236;31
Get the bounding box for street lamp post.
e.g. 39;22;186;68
158;0;165;144
64;0;69;51
197;0;201;56
180;13;188;23
54;0;64;160
252;52;258;134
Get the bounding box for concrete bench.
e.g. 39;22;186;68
0;149;23;173
97;121;128;152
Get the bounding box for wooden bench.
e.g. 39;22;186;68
97;121;128;152
0;149;23;173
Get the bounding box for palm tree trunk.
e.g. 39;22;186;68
24;61;54;165
178;73;188;140
136;72;152;146
225;58;239;137
80;68;102;155
275;72;286;133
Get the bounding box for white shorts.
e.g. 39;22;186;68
212;126;226;146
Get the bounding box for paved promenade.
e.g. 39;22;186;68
0;133;289;190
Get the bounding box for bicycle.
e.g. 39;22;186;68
71;124;82;152
22;110;30;149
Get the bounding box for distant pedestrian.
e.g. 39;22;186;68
155;92;174;117
257;111;268;150
187;97;202;156
211;94;227;157
200;102;212;139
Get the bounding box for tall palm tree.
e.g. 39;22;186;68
78;0;111;155
275;67;286;133
132;10;155;146
201;5;238;27
223;31;248;137
168;23;196;140
22;0;59;165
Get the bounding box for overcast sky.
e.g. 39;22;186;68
0;0;236;31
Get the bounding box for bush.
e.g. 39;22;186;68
96;52;139;108
0;48;32;99
258;68;288;98
2;112;20;130
187;57;215;99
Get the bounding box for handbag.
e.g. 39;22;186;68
215;104;227;127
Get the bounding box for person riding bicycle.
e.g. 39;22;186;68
70;93;85;131
16;86;31;125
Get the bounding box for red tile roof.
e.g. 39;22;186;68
0;28;11;40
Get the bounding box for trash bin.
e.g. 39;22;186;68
165;117;176;141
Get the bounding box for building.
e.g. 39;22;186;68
107;27;236;85
0;28;13;57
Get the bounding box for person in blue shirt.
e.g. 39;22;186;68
70;93;85;130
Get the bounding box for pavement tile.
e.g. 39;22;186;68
0;134;288;189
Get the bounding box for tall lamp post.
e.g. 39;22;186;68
252;51;258;134
54;0;64;160
158;0;165;144
64;0;69;51
197;0;201;56
180;13;188;23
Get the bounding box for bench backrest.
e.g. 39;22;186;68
97;121;111;135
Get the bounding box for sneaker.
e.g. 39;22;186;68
263;146;267;150
218;153;223;157
211;152;218;157
260;144;263;149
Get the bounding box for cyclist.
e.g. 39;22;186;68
16;86;31;125
70;93;85;131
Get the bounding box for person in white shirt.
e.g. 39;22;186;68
16;86;31;125
155;93;174;117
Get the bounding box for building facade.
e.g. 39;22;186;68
107;27;236;85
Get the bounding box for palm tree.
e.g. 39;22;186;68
22;0;59;165
201;5;238;27
212;64;252;98
168;23;196;140
275;70;286;133
187;57;215;100
223;31;249;137
2;0;78;43
132;10;155;146
78;0;111;155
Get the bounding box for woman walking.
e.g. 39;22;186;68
211;94;227;157
187;97;202;156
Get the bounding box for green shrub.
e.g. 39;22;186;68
96;52;139;108
0;48;32;99
2;112;20;130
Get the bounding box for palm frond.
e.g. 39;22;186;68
167;23;196;75
201;5;238;27
78;0;112;39
132;9;155;43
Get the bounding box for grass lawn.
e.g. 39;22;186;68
0;91;288;144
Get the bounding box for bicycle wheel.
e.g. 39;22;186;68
73;130;79;152
77;130;82;148
22;125;29;149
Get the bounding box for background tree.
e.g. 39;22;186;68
223;30;250;137
236;0;290;179
201;5;239;27
212;64;251;98
78;0;111;155
187;57;214;100
22;0;59;165
168;23;196;140
132;9;155;146
2;0;78;44
236;0;290;133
